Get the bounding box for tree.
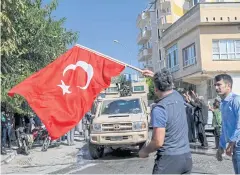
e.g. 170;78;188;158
146;77;157;101
1;0;79;114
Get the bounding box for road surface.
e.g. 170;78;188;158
1;132;233;174
49;138;233;174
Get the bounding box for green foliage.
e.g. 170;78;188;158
1;0;79;114
146;77;157;101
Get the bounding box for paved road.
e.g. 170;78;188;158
50;138;234;174
3;131;233;174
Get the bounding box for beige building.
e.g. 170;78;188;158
161;2;240;101
137;1;240;102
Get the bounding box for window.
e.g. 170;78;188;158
167;44;179;72
101;99;142;115
133;85;144;92
182;43;196;67
166;8;170;13
159;49;162;60
207;79;217;99
161;16;166;24
147;42;152;49
212;40;240;60
106;87;118;93
158;29;161;39
193;0;199;6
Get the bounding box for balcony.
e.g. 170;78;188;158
143;61;153;70
138;48;152;62
144;65;154;71
137;29;151;45
161;1;171;11
158;15;172;30
159;9;171;16
136;11;150;28
159;21;172;30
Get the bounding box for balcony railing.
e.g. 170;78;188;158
159;22;172;30
136;11;150;28
137;29;151;45
161;1;171;11
138;48;152;62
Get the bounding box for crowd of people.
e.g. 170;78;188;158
1;110;86;155
139;69;239;174
183;90;209;148
182;89;222;150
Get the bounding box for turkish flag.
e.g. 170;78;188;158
8;45;125;139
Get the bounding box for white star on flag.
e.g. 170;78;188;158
57;80;71;95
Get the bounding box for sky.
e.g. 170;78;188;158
45;0;148;73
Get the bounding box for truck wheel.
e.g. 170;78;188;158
88;141;104;159
138;142;146;151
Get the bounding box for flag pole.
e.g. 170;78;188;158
75;44;143;73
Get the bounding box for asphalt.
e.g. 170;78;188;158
2;131;233;174
49;136;233;174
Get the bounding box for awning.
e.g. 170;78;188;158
181;72;214;85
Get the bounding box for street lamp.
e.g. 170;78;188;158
113;40;134;75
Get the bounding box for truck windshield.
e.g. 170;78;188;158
100;99;142;115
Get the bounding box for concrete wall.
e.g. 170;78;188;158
170;28;202;80
230;73;240;95
199;25;240;72
196;81;208;102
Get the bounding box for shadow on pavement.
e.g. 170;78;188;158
77;143;139;161
101;149;139;160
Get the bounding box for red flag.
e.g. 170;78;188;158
8;45;125;139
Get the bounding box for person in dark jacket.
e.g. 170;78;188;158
181;89;196;143
1;111;8;150
33;115;42;127
139;69;192;174
185;101;197;143
184;91;208;148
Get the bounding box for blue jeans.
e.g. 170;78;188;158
1;126;11;147
1;127;7;147
67;128;75;145
233;141;240;174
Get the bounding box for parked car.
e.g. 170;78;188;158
205;110;214;135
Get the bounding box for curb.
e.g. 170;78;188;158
1;150;17;165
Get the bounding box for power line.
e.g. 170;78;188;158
145;0;157;12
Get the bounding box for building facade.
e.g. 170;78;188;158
136;8;154;71
136;0;240;102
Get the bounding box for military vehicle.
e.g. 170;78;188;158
87;82;150;159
